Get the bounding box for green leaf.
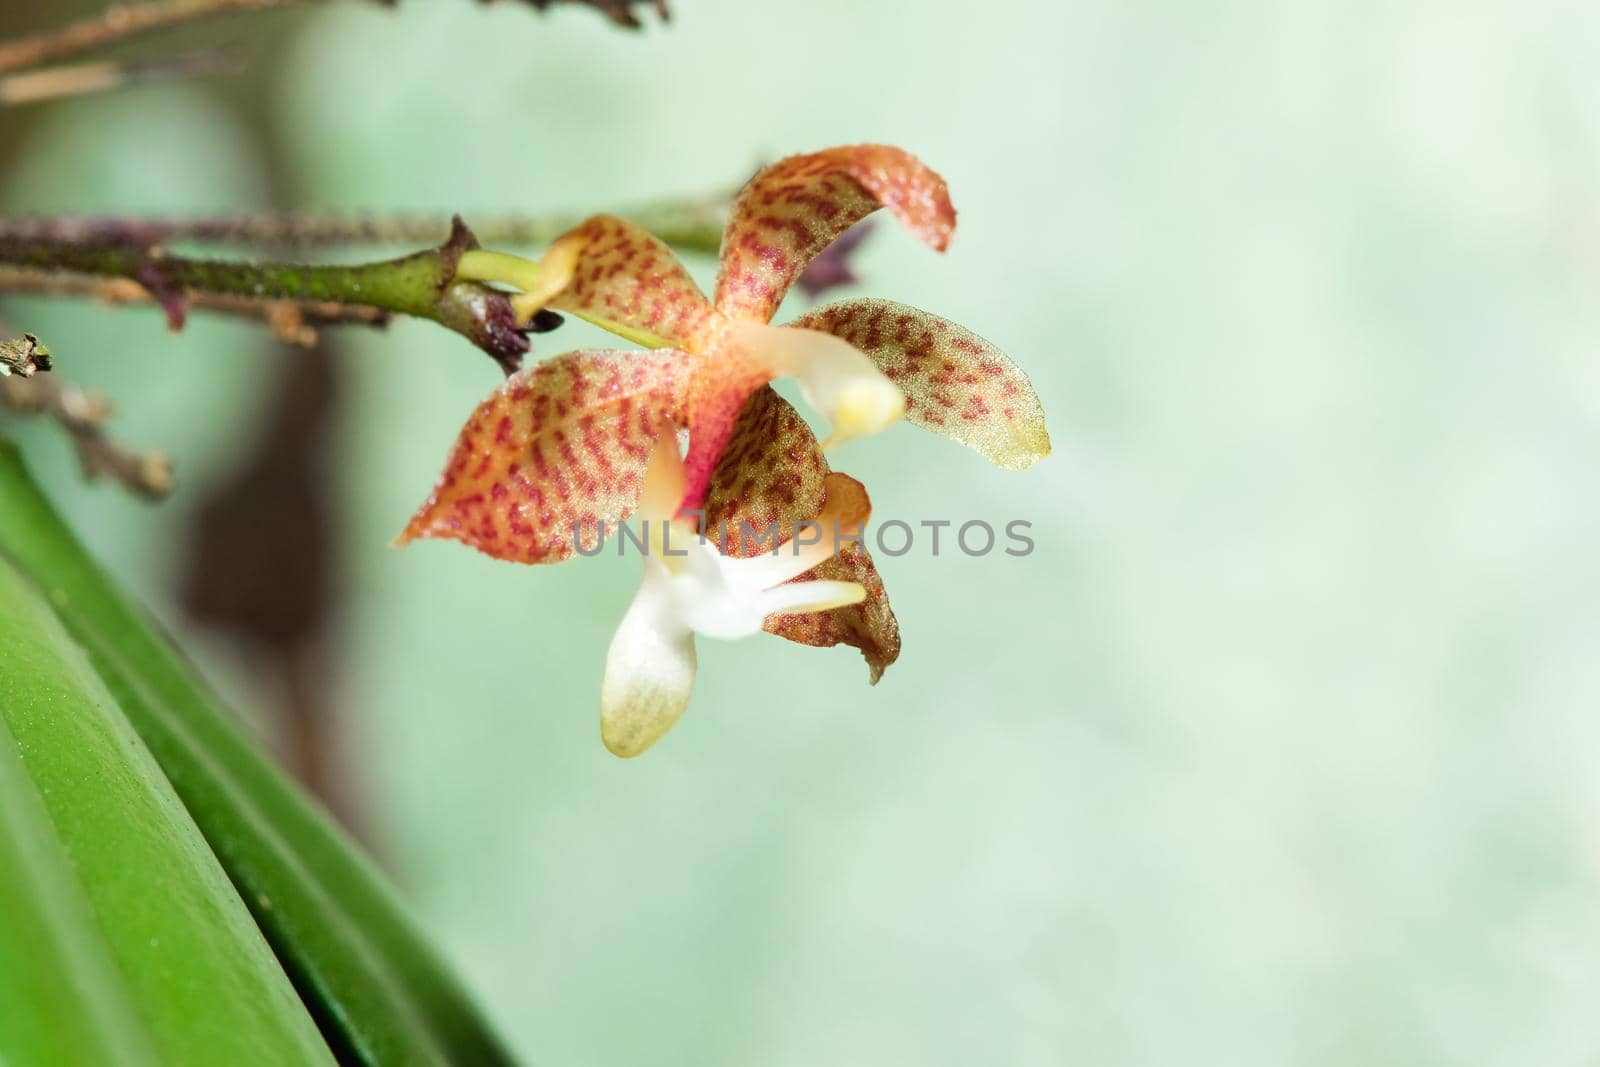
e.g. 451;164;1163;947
0;552;336;1067
0;695;161;1067
0;441;518;1067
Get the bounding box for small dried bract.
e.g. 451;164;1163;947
0;333;51;377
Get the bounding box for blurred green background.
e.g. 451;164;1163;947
5;1;1600;1063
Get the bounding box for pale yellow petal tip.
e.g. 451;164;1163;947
600;695;691;757
601;722;657;759
598;671;691;755
991;421;1053;471
821;380;906;450
959;409;1051;470
599;600;696;759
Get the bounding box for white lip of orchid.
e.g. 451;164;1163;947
649;517;866;640
725;320;905;450
600;432;868;758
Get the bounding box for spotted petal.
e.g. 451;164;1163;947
675;316;906;516
770;542;897;684
676;334;773;516
704;386;901;681
547;214;720;349
787;299;1050;470
399;348;689;563
713;144;957;323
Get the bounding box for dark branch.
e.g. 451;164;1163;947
0;0;669;77
0;220;549;375
0;266;396;347
0;0;307;75
0;194;728;256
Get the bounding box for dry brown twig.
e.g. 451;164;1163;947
507;0;669;30
0;193;730;256
0;0;304;75
0;264;394;500
0;357;174;500
0;0;669;77
0;45;244;106
0;0;675;500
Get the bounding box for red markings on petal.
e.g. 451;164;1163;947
714;144;957;323
703;386;901;681
774;542;898;685
675;329;778;515
679;378;758;517
548;215;719;349
788;298;1050;470
399;348;689;564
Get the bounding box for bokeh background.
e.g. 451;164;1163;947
5;1;1600;1063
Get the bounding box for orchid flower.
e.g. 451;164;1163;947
445;144;1051;515
398;144;1052;751
600;430;871;756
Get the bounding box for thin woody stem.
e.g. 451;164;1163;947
0;266;389;347
0;195;731;256
0;234;440;313
0;45;244;106
0;194;735;366
0;0;669;76
0;0;306;75
0;369;174;499
0;220;541;373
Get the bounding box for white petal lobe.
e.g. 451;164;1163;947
600;574;698;757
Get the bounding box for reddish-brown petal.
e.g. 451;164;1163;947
772;541;898;684
398;348;689;564
713;144;956;323
703;386;901;681
676;332;775;516
813;470;871;538
787;298;1051;470
547;214;721;349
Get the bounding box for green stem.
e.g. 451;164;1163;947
0;232;442;313
0;221;539;374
